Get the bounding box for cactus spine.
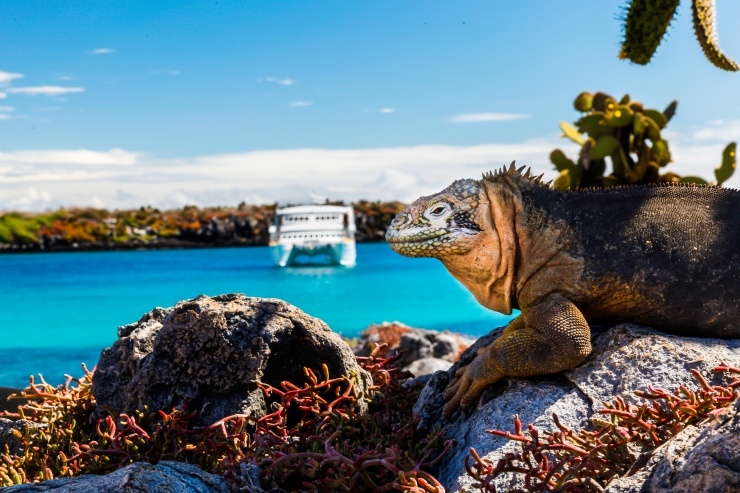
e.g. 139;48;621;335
620;0;738;72
691;0;739;71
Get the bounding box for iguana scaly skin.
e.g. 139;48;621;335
386;163;740;416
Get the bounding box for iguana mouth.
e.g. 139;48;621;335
386;232;446;244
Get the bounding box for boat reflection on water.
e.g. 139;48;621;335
282;265;348;278
268;202;356;267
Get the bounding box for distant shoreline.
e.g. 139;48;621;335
0;201;404;254
0;236;389;254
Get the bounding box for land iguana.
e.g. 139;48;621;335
385;162;740;416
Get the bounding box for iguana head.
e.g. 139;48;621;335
385;178;485;258
386;164;534;315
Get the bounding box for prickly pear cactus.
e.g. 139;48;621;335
620;0;738;72
551;91;736;190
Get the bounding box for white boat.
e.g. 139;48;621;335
268;204;356;267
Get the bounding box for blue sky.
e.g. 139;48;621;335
1;0;739;210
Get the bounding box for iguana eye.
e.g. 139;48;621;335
428;204;449;217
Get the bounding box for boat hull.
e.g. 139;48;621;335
271;241;356;267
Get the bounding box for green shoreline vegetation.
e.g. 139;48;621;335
0;200;405;253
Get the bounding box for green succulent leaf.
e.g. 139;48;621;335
550;149;578;172
560;121;585;145
605;106;635;127
590;136;621;160
644;109;668;129
553;169;572;190
663;100;678;122
576;113;609;136
651;139;671;166
645;117;662;142
592;92;616;112
715;142;737;185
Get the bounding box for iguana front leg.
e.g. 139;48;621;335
443;295;592;416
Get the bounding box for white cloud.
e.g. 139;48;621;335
0;140;559;210
0;106;14;120
449;112;530;123
289;101;314;107
54;74;75;81
265;77;294;86
692;120;740;142
5;187;52;211
379;108;396;114
0;93;5;99
2;120;738;212
90;48;114;55
0;71;23;85
8;86;85;96
0;148;137;166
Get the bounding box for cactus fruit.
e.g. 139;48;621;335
574;92;594;112
550;91;736;189
620;0;738;71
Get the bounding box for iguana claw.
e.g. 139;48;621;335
443;345;504;417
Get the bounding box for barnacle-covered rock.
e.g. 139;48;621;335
93;294;372;426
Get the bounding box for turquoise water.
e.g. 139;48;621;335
0;243;515;388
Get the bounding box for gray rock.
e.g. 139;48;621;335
354;322;473;372
93;293;372;427
606;399;740;493
0;461;231;492
414;324;740;492
405;357;453;378
396;330;435;364
0;419;42;457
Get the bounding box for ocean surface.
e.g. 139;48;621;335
0;243;515;389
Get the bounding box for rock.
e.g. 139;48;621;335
354;322;473;376
405;357;454;378
0;461;231;492
0;419;41;457
414;324;740;492
0;387;24;415
606;398;740;492
93;294;372;427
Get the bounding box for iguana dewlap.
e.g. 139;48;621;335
386;163;740;416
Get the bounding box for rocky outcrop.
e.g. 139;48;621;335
93;294;372;427
1;461;231;492
605;398;740;492
414;324;740;492
353;322;473;379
